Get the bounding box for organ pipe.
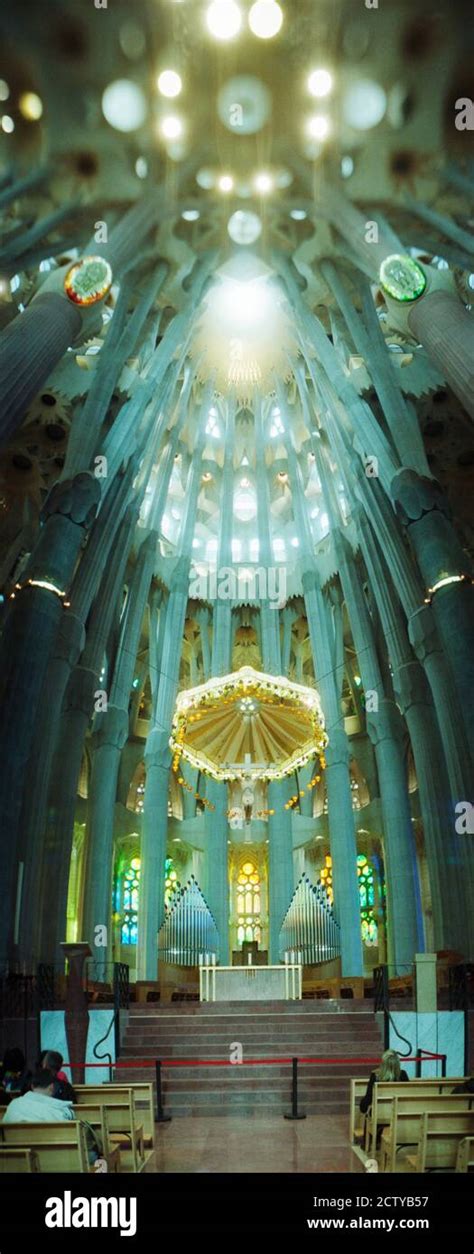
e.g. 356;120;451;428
279;873;341;964
158;875;219;965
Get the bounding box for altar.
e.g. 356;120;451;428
199;963;302;1002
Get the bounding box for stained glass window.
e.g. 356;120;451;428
320;853;378;946
165;857;181;909
121;856;141;945
236;860;261;946
357;853;378;946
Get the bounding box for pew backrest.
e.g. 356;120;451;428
0;1120;89;1172
416;1111;474;1172
74;1083;154;1144
0;1146;39;1172
383;1096;474;1172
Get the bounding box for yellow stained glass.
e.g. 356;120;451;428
242;861;255;875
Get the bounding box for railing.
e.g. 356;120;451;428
158;876;219;966
278;874;341;965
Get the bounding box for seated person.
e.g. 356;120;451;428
3;1066;107;1169
2;1068;74;1123
41;1050;77;1103
360;1049;409;1115
0;1048;31;1099
452;1075;474;1094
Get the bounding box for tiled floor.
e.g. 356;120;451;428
144;1114;366;1173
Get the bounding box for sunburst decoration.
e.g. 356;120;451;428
170;666;327;783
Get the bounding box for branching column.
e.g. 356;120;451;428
0;473;100;965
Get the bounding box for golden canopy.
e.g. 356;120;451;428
170;666;327;783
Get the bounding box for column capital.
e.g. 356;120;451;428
325;726;351;769
390;468;451;526
366;698;405;750
145;725;171;770
91;705;129;752
407;603;440;662
64;666;99;716
53;612;86;668
41;471;101;528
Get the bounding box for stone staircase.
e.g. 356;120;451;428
117;1000;383;1117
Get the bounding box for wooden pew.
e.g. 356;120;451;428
71;1103;121;1173
350;1078;466;1151
366;1079;466;1155
0;1121;90;1172
380;1095;474;1172
455;1135;474;1173
407;1112;474;1172
0;1147;39;1172
75;1083;155;1148
350;1080;370;1145
74;1088;146;1171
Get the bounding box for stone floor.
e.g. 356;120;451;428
144;1113;366;1173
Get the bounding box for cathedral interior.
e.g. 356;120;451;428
0;0;473;1000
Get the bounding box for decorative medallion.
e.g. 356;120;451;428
64;255;113;306
379;253;427;303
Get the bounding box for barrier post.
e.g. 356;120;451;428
284;1057;306;1120
441;1053;447;1078
155;1059;172;1123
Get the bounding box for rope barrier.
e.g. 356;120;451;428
61;1052;447;1068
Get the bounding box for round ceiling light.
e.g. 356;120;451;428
160;114;183;140
308;68;333;98
254;170;274;194
157;69;182;98
196;167;216;189
307;114;330;141
342;79;387;130
19;91;43;121
218;76;271;135
206;0;242;41
227;210;262;245
248;0;283;39
218;173;234;193
102;79;147;132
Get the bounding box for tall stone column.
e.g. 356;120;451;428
321;402;472;799
391;469;474;758
137;569;189;980
313;182;474;420
255;403;294;962
333;534;423;968
407;290;474;423
16;467;137;964
137;383;211;978
280;412;363;973
303;573;363;976
37;508;135;962
320;261;428;473
0;473;100;966
0;294;82;446
0;194;164;447
360;515;473;953
81;536;157;965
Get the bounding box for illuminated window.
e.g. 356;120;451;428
357;853;378;946
320;854;333;903
320;853;378;946
120;856;141;945
165;856;181;909
236;860;261;946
